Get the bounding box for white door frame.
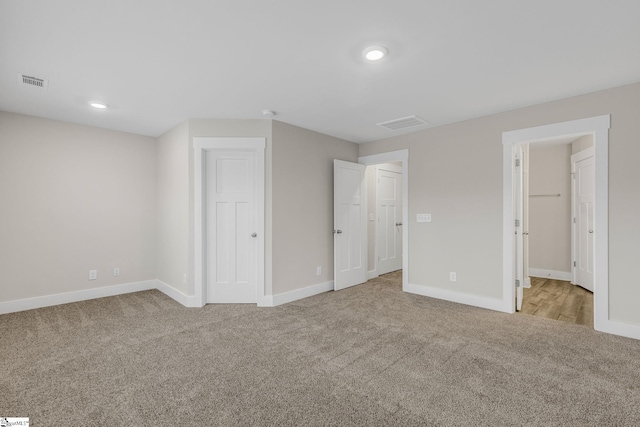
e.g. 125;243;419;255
502;115;609;330
193;137;267;307
359;150;409;292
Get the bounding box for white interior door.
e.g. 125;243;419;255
206;150;258;303
514;146;524;311
376;166;403;275
573;148;594;292
334;159;367;291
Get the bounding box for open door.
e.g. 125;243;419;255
572;148;595;291
514;146;524;311
334;160;367;291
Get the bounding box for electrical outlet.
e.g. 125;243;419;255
449;272;456;282
113;267;120;277
317;266;322;276
89;270;97;280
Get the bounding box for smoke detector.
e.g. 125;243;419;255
17;73;48;90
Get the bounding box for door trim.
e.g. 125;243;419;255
193;137;266;307
358;150;409;293
502;115;610;330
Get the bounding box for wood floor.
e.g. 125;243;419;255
519;277;593;327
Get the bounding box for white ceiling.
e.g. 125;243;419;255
1;1;639;143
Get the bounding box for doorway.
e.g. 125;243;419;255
502;115;609;331
359;150;409;291
367;162;403;277
193;137;267;306
517;138;594;326
332;150;409;292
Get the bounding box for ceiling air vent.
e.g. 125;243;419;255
17;73;49;90
377;115;428;131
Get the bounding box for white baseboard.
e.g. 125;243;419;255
0;279;332;314
529;268;572;281
272;281;334;306
155;280;200;307
257;295;274;307
596;318;640;341
367;270;379;280
404;282;510;313
0;280;157;315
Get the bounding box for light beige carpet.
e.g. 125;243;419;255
2;272;640;426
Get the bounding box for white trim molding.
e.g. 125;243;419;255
597;319;640;341
405;283;510;313
156;280;200;307
367;270;379;280
528;269;573;282
0;280;157;315
272;281;334;306
503;115;621;335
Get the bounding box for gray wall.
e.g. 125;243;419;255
572;134;594;154
528;144;572;273
156;120;189;293
0;111;157;302
271;120;358;294
359;82;640;325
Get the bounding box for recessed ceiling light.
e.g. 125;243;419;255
89;101;109;109
363;46;388;61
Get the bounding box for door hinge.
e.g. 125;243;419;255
573;217;576;223
574;261;576;267
515;219;520;227
515;159;521;167
515;279;521;287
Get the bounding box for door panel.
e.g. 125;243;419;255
207;151;257;303
334;160;367;291
377;168;402;275
574;153;594;291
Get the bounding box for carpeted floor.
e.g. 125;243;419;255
2;271;640;426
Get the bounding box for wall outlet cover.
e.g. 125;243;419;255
417;213;431;223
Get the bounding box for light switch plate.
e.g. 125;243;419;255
417;213;431;223
369;213;375;221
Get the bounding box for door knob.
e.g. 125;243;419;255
336;229;343;234
251;232;257;238
396;222;403;226
589;230;593;234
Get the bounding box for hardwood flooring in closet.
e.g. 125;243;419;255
519;277;593;327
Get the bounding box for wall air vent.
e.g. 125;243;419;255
17;73;49;90
377;115;428;131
